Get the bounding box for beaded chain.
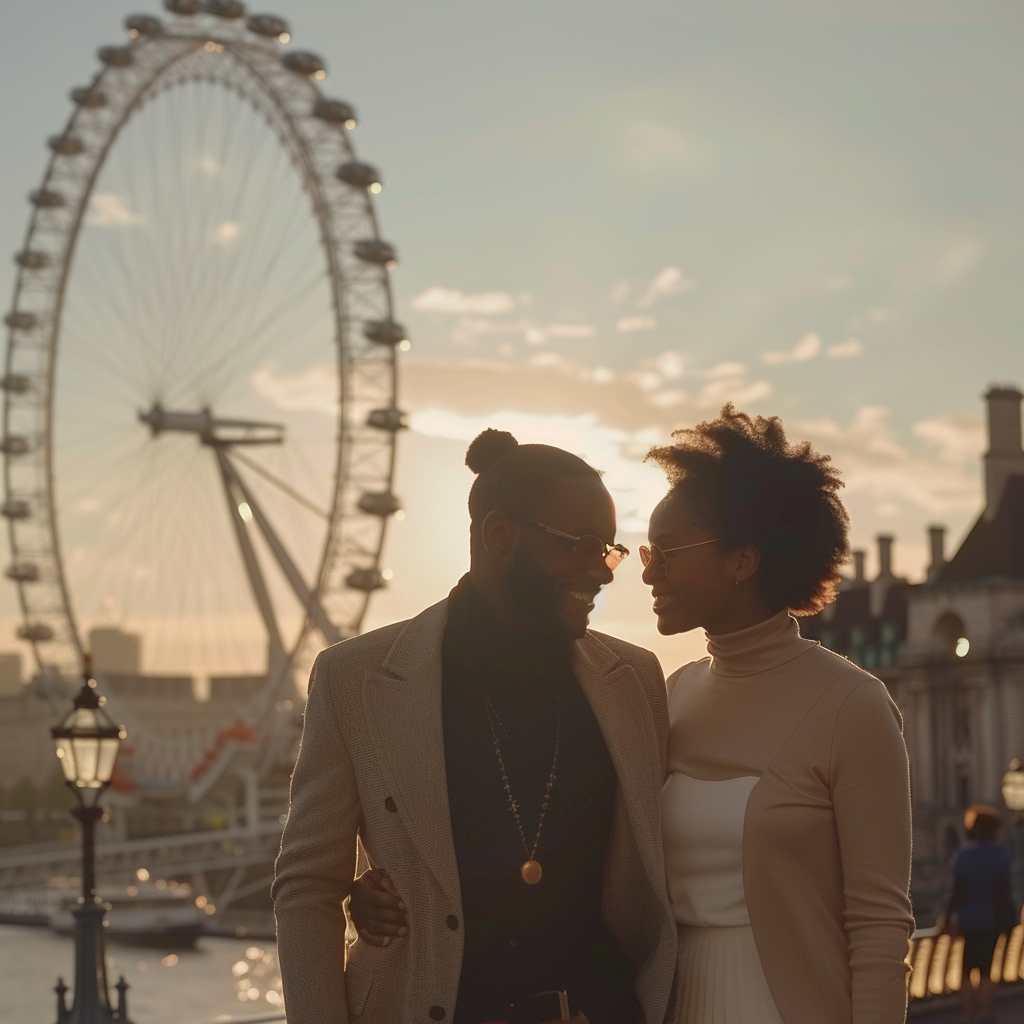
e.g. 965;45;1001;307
484;695;561;884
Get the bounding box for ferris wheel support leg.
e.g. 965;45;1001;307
213;447;287;675
219;450;343;646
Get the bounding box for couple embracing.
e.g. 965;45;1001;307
272;405;915;1024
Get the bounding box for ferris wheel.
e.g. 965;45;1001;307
2;1;406;784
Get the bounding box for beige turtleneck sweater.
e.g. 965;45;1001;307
666;610;914;1024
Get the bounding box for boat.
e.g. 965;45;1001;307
49;881;206;947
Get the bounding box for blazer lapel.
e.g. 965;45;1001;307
573;636;665;889
363;600;462;910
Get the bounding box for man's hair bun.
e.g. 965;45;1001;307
465;429;519;475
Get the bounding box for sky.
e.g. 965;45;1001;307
0;0;1021;677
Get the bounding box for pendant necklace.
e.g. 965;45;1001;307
485;695;561;885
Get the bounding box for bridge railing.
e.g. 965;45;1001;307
908;923;1024;1001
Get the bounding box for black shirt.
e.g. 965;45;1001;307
441;576;639;1024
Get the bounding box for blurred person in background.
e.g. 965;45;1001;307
945;804;1016;1024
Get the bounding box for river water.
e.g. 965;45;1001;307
0;925;283;1024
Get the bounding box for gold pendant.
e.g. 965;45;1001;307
520;859;542;885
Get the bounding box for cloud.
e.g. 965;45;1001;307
213;220;241;245
848;307;891;330
934;237;984;285
543;323;596;339
827;338;864;358
251;363;338;416
610;280;630;302
913;414;985;465
696;376;771;408
698;361;747;379
762;332;822;364
411;287;515;316
823;275;855;291
617;315;657;332
637;267;696;308
794;406;980;515
648;351;687;380
87;193;145;227
621;123;718;184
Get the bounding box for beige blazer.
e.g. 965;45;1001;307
273;599;678;1024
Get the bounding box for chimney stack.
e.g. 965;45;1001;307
984;385;1024;521
927;525;946;583
877;535;894;578
852;549;866;584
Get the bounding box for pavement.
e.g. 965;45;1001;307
909;987;1024;1022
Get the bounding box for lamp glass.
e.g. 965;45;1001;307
55;738;77;782
1002;769;1024;812
96;737;121;784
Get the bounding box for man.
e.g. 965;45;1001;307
273;430;676;1024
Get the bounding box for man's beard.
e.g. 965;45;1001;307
506;545;575;640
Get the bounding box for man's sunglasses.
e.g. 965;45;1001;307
638;539;718;577
515;518;630;571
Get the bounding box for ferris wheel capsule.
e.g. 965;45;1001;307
0;436;30;456
366;407;409;432
70;87;107;108
247;14;289;37
0;374;31;394
125;14;163;36
4;311;38;330
336;162;381;190
48;135;85;156
282;50;326;78
98;46;134;67
345;568;387;593
313;98;357;128
29;189;65;208
5;561;40;582
17;623;55;642
15;250;50;269
355;239;397;266
204;0;246;18
363;320;407;346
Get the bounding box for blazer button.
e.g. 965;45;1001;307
446;915;458;930
384;796;397;813
429;1007;445;1021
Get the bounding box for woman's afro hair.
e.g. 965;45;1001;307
645;404;850;615
465;428;601;523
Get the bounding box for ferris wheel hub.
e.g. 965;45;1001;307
138;403;284;446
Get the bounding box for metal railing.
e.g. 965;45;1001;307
908;924;1024;1000
0;822;282;890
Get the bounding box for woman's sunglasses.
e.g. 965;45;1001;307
638;538;718;577
515;518;630;570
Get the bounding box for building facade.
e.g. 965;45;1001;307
802;386;1024;921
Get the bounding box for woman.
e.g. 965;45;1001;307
945;804;1016;1024
641;404;914;1024
348;405;915;1024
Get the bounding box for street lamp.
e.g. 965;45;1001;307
1001;759;1024;918
50;657;132;1024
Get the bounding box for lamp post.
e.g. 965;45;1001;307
50;657;132;1024
1000;758;1024;918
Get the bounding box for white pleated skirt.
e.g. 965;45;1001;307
673;925;784;1024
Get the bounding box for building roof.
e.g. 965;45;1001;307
938;473;1024;584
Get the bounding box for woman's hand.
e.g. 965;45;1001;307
348;868;409;946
